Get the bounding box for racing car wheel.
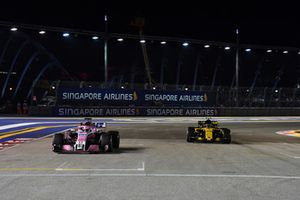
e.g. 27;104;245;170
221;128;231;144
186;127;195;143
52;133;64;152
99;133;113;152
108;131;120;149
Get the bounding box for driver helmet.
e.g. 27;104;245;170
205;119;212;124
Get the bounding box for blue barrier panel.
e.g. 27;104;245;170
57;88;136;105
136;90;214;106
57;88;215;107
54;107;218;116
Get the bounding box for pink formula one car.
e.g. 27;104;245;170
52;118;120;153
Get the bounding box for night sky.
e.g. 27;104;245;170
0;1;299;45
0;1;299;87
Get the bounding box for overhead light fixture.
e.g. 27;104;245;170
10;27;17;31
0;71;16;74
204;44;210;48
283;50;288;54
117;38;124;42
92;36;99;40
182;42;189;47
267;49;272;53
152;87;156;90
224;46;231;50
63;33;70;37
39;30;46;35
160;41;167;44
140;40;146;43
184;87;188;91
245;48;251;52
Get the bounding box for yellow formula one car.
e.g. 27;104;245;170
186;119;231;144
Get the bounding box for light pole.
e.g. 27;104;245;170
235;28;239;106
104;15;108;84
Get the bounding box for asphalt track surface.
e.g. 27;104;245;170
0;117;300;200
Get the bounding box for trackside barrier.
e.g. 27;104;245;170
29;106;300;117
29;106;53;116
56;88;216;107
54;107;218;117
219;107;300;116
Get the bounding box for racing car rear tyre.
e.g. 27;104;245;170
186;127;195;143
52;133;64;152
100;133;113;152
108;131;120;149
221;128;231;144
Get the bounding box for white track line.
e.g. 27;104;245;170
0;123;39;130
279;152;300;159
54;168;143;171
0;162;145;172
138;161;145;171
0;173;300;179
56;161;69;169
56;161;144;171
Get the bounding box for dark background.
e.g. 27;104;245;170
0;1;299;45
0;0;299;86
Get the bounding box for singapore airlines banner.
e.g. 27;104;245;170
57;88;215;107
55;107;218;116
57;88;137;105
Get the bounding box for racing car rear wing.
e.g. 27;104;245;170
96;122;106;128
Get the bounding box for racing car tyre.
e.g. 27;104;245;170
100;133;113;152
221;128;231;144
108;131;120;149
186;127;195;143
52;133;64;152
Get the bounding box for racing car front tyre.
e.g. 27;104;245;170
52;133;64;152
100;133;113;152
186;127;195;143
108;131;120;149
221;128;231;144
